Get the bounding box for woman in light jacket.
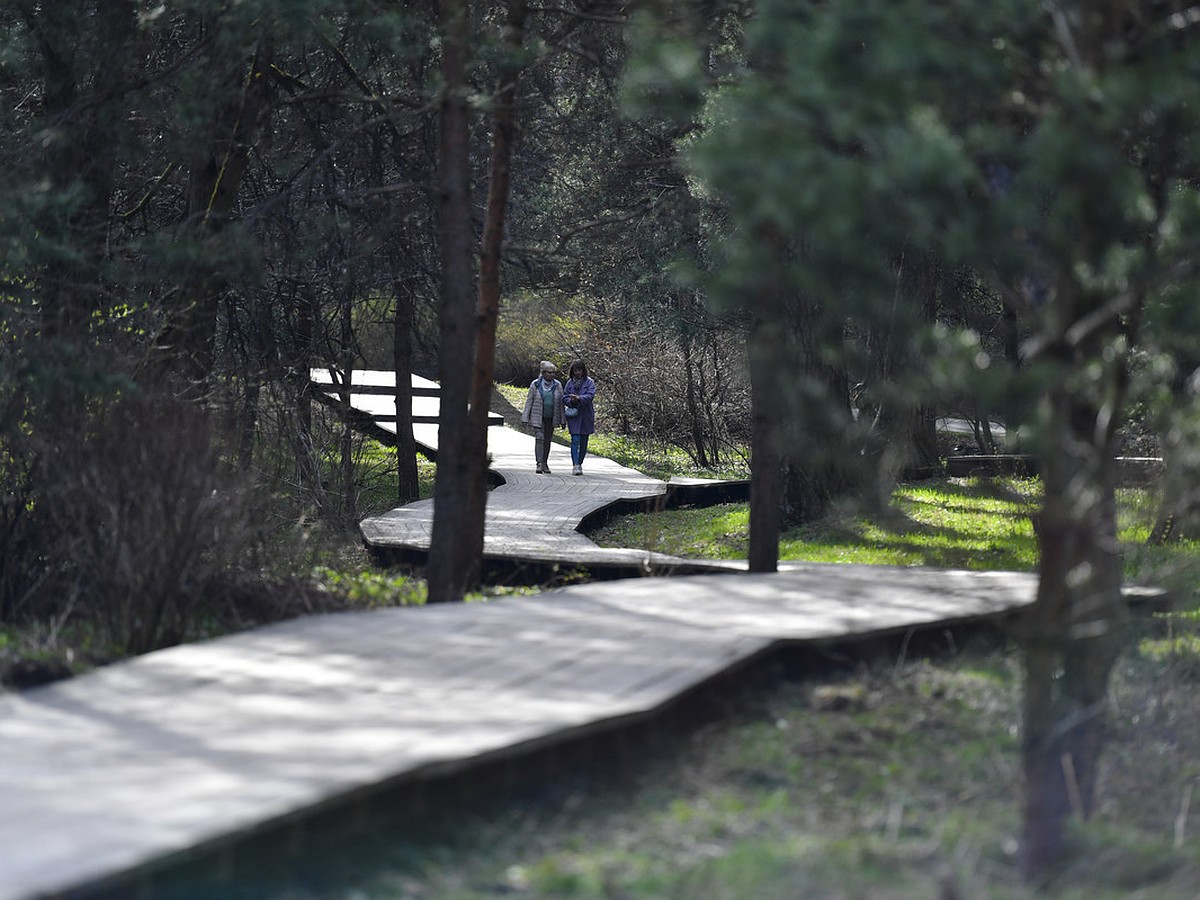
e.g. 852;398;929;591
520;360;564;473
563;359;596;476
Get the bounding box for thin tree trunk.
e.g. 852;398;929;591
747;225;786;572
294;290;321;516
781;305;857;527
159;41;275;388
239;372;260;469
393;278;421;506
338;296;358;528
460;0;529;575
682;337;711;468
426;0;478;602
747;311;783;573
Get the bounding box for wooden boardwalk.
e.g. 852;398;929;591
0;373;1046;899
342;369;743;575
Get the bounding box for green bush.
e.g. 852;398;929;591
495;290;590;385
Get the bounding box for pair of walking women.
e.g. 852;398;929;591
520;360;595;475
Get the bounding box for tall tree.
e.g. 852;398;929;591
16;0;136;345
425;0;480;601
157;35;277;389
678;0;1200;880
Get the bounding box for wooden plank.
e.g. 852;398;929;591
318;384;443;397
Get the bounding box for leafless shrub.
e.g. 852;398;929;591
0;445;44;623
584;320;750;468
25;388;266;654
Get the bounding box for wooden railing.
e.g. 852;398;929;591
309;368;504;428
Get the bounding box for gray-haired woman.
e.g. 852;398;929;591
520;361;564;473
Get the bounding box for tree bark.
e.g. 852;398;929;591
682;336;711;468
158;40;275;390
393;278;421;506
780;301;857;527
1021;367;1128;882
747;226;786;572
462;0;529;569
426;0;479;602
747;311;783;573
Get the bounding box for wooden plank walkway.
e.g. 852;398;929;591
0;372;1045;899
346;370;742;574
0;568;1039;900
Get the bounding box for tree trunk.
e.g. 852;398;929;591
158;41;275;389
293;289;322;516
337;296;359;528
746;228;786;572
780;304;858;527
462;0;529;570
747;314;783;573
682;337;711;468
426;0;479;602
31;0;135;344
1021;379;1128;881
393;279;421;506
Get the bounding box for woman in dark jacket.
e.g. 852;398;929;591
563;359;596;476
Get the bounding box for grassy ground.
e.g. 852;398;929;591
586;477;1195;576
585;478;1045;567
215;608;1200;899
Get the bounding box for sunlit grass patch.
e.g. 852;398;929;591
586;431;750;481
352;442;436;516
586;477;1192;582
589;477;1045;570
311;566;427;608
288;647;1200;899
148;591;1200;899
1137;608;1200;682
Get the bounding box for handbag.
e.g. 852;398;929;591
565;405;579;417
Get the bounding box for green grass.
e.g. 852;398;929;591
348;441;437;517
493;381;529;414
588;477;1037;568
13;423;1200;896
585;432;750;482
587;477;1183;575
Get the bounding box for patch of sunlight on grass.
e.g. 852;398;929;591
589;477;1182;577
587;432;750;481
493;382;528;407
590;477;1043;570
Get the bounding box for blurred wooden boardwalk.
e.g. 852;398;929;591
0;372;1045;899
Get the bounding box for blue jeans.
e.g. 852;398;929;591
570;433;590;466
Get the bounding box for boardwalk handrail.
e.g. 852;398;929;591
309;368;503;427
